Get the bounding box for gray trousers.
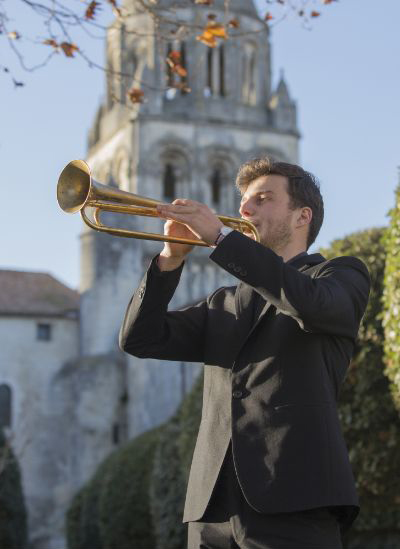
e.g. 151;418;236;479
188;445;343;549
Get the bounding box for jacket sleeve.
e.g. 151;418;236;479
119;256;211;362
210;230;371;338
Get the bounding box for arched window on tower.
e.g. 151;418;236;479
210;168;222;205
0;384;12;429
219;45;225;96
163;164;176;199
242;42;257;105
205;46;225;98
166;42;188;98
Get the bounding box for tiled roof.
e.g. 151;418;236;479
0;270;79;316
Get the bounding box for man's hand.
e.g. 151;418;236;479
157;199;224;271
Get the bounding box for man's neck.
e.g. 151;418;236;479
278;245;307;263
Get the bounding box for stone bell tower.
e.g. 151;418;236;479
81;0;300;437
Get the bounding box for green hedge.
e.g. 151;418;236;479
320;228;400;547
66;427;161;549
0;429;28;549
149;374;203;549
382;182;400;412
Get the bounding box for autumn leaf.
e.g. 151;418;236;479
311;11;321;17
174;82;191;93
169;50;182;63
228;19;239;28
323;0;337;3
13;78;24;87
107;0;122;17
60;42;79;57
43;38;59;49
166;51;187;78
127;87;144;104
194;0;214;4
85;1;101;20
196;32;217;48
208;23;227;38
7;31;20;40
264;12;273;21
196;20;227;47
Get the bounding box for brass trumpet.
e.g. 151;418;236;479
57;159;260;246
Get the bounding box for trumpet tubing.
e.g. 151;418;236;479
57;159;260;246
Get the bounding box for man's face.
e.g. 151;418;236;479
239;175;297;252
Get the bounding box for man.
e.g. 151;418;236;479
119;158;370;549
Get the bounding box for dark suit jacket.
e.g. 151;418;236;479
119;231;371;526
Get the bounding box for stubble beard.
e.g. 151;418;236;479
260;215;293;253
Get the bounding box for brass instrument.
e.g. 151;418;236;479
57;159;260;246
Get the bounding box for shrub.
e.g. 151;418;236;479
320;228;400;547
0;429;28;549
382;182;400;412
150;374;203;549
66;426;161;549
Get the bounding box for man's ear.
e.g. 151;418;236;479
297;207;312;228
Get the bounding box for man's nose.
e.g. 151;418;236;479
239;199;254;218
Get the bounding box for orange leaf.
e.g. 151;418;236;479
60;42;79;57
173;82;191;93
228;18;239;28
107;0;122;17
174;65;187;77
85;0;101;20
311;11;321;17
323;0;337;3
195;0;213;4
196;33;217;47
206;22;227;39
7;31;20;40
264;12;273;21
43;38;59;48
196;20;226;47
127;87;144;104
169;50;182;62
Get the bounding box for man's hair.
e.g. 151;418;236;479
236;158;324;249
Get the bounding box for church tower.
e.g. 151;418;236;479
82;0;300;438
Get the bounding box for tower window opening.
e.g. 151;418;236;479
0;384;12;429
211;169;222;204
206;48;213;96
163;164;176;199
166;42;188;97
166;42;174;89
180;42;189;95
242;43;257;105
219;45;225;96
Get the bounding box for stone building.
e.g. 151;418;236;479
0;270;79;548
0;1;299;547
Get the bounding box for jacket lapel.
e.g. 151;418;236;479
234;252;326;345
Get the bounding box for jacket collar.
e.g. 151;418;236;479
235;252;326;330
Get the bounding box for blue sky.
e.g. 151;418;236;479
1;0;399;289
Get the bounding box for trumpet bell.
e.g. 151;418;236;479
57;159;91;214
